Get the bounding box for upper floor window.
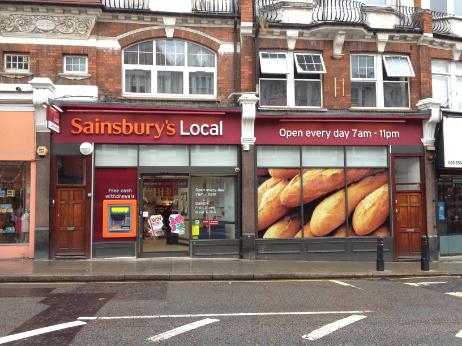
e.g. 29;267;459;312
4;54;29;72
432;60;462;111
259;51;325;108
64;55;88;74
350;54;414;109
430;0;462;16
122;40;216;98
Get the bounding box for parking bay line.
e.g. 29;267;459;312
330;280;363;290
78;310;372;321
456;330;462;339
302;315;367;341
147;318;219;343
404;282;448;287
446;292;462;298
0;321;86;345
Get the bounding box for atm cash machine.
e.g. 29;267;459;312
102;199;137;238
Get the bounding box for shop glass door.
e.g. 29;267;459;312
190;176;237;240
140;175;189;254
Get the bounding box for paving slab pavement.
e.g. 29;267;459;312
0;258;461;282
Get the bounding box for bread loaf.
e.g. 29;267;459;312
331;225;347;237
352;184;389;236
295;222;314;238
369;225;390;237
258;180;290;230
263;214;301;238
258;177;281;206
310;171;389;236
268;168;301;180
280;168;377;208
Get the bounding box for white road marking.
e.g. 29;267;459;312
302;314;367;341
456;329;462;338
78;310;372;321
147;318;219;343
0;321;86;345
404;281;448;287
330;280;363;290
446;292;462;298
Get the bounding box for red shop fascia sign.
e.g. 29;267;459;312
255;114;427;146
52;104;242;144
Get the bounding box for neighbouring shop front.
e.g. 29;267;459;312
436;113;462;255
253;114;427;261
51;104;241;258
0;111;36;259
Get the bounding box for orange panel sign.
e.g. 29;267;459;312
102;199;137;238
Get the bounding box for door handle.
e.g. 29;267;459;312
66;227;76;231
405;228;415;232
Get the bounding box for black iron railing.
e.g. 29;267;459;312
193;0;239;14
431;10;451;35
395;6;423;31
102;0;149;10
255;0;281;23
312;0;366;24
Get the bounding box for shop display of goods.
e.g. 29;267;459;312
258;168;390;238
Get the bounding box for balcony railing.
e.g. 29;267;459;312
395;6;423;32
312;0;366;25
255;0;281;23
193;0;239;14
431;10;451;35
102;0;148;10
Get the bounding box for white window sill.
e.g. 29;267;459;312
259;106;327;111
58;72;91;80
121;94;218;102
0;71;32;79
350;107;412;112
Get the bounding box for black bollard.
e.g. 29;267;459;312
376;236;384;271
421;235;430;271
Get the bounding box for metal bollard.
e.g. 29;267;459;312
376;237;384;271
421;235;430;271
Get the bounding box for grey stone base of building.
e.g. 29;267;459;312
34;227;49;259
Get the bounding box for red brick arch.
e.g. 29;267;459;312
118;28;220;52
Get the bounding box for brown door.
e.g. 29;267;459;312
394;192;424;258
54;188;86;255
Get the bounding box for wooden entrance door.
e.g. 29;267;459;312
53;188;86;255
394;192;424;258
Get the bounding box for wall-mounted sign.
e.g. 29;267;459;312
36;146;48;157
443;117;462;168
53;111;241;144
47;106;60;133
79;142;93;155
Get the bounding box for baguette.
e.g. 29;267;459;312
268;168;301;180
310;171;389;236
263;214;301;238
331;225;347;237
369;225;390;237
352;184;389;236
258;180;290;230
258;177;281;206
280;168;378;208
295;222;314;238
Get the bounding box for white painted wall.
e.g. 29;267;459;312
54;85;98;101
151;0;192;13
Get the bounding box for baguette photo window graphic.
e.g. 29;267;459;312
257;167;390;239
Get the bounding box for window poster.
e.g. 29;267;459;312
257;168;390;239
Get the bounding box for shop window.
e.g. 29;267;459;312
394;157;421;191
95;145;138;167
139;145;189;166
57;156;85;185
123;40;216;98
259;51;324;108
0;162;30;244
257;146;390;239
438;175;462;236
191;145;237;166
257;146;300;167
191;176;236;240
64;55;88;74
4;54;29;72
351;54;413;108
346;146;388;167
432;60;462;111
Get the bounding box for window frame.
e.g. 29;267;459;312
4;53;30;73
259;51;324;109
259;52;289;74
382;55;415;78
294;53;326;74
122;40;217;99
350;54;411;109
430;0;462;16
63;55;88;74
432;59;462;111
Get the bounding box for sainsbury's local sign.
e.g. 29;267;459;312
54;112;240;144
